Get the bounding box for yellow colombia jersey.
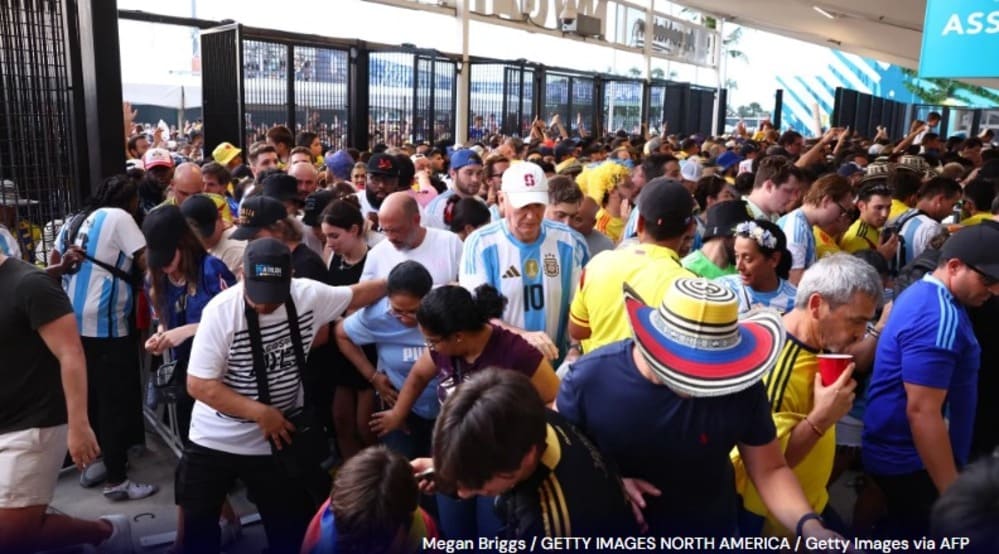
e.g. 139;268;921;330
888;199;910;223
594;209;624;243
731;334;835;537
960;212;993;227
569;243;692;353
839;219;881;253
812;226;841;259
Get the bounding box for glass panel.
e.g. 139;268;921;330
369;52;414;148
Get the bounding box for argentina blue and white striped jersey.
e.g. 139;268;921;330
714;274;797;315
54;207;146;338
0;225;20;259
897;211;942;268
460;220;589;355
777;208;816;270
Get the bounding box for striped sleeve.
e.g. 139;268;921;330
898;287;960;390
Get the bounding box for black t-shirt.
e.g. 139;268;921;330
495;410;638;542
970;296;999;458
292;243;331;284
0;257;74;433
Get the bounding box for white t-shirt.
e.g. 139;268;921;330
360;227;462;286
186;279;353;455
209;226;246;277
54;207;146;338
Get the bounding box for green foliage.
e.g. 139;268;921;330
901;68;999;106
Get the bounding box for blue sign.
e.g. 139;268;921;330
919;0;999;78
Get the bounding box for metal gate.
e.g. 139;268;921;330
468;63;535;139
0;0;78;264
603;79;644;135
368;51;455;147
201;24;350;153
543;72;595;137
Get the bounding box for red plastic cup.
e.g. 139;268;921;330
818;354;853;386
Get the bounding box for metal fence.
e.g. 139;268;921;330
368;51;455;148
0;0;78;264
603;80;644;135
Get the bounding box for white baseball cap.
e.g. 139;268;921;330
501;162;549;209
680;159;703;182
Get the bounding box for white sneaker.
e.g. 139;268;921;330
102;480;159;502
97;514;132;553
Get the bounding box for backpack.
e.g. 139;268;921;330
885;208;924;277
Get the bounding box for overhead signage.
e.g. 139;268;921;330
919;0;999;78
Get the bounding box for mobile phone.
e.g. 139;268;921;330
416;468;435;482
881;227;896;241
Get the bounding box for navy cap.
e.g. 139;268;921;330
243;237;292;304
180;194;219;239
142;205;187;270
262;173;301;205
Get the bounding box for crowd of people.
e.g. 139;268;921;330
3;109;999;553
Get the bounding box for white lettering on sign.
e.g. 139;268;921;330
469;0;608;35
941;11;999;35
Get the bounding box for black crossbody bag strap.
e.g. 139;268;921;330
244;297;308;407
245;301;271;406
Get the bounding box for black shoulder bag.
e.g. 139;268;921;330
244;297;331;502
64;211;143;287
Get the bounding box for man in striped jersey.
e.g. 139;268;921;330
741;254;883;536
50;174;156;501
864;225;999;538
460;162;589;362
178;238;386;553
777;174;854;286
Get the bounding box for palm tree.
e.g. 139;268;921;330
651;68;665;80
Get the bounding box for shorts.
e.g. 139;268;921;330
0;425;68;508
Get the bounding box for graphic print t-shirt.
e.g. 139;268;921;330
186;279;352;455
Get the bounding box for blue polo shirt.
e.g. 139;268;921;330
342;298;440;420
862;275;981;476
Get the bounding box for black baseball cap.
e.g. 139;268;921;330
262;173;302;205
243;237;292;304
367;153;400;177
302;189;335;227
940;223;999;282
231;195;287;241
180;194;219;239
638;178;694;232
703;200;752;241
142;205;187;270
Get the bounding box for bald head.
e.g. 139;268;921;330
288;162;318;201
379;192;424;250
171;162;204;205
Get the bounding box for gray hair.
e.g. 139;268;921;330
794;253;883;309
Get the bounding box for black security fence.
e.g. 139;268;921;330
368;51;456;147
833;88;910;139
0;0;80;264
202;24;352;154
198;22;730;154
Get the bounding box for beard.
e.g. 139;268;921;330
366;187;383;209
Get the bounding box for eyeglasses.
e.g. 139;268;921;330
424;336;448;350
967;264;999;287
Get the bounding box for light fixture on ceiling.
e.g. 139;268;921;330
813;6;836;20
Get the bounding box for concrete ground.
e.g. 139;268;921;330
49;426;267;554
